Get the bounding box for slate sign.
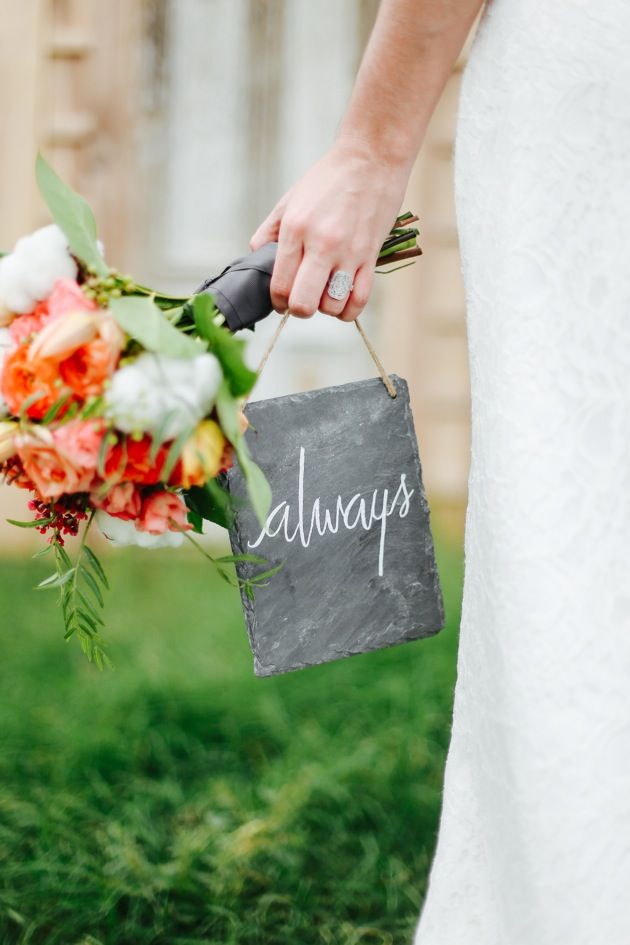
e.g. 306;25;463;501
225;375;445;676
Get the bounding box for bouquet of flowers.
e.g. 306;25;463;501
0;157;277;666
0;157;422;667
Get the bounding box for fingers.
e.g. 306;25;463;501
337;264;374;322
287;254;332;319
253;198;375;320
269;224;303;313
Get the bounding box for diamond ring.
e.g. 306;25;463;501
327;270;354;301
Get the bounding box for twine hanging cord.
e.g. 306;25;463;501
255;312;397;399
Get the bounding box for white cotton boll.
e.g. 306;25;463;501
95;510;185;549
0;254;37;314
104;362;162;435
105;352;222;440
232;329;257;371
0;224;77;315
165;354;222;422
22;230;77;300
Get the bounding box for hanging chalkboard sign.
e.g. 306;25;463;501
225;374;445;676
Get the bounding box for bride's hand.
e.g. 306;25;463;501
249;140;410;322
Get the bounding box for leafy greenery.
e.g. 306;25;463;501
182;532;283;601
35;154;108;277
0;537;461;945
109;295;200;359
48;524;111;669
186;479;239;530
216;382;272;526
193;295;258;397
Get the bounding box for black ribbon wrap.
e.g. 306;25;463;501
196;242;278;332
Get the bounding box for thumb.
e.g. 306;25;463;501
249;216;280;252
249;192;291;251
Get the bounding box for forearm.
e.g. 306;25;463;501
337;0;485;170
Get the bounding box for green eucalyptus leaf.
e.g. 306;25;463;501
215;381;242;444
215;382;271;525
109;296;200;359
185;478;237;530
35;153;108;276
234;443;272;527
193;294;258;396
186;507;204;534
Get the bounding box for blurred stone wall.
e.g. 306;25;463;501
0;0;471;547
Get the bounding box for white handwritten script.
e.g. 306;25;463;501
248;447;415;577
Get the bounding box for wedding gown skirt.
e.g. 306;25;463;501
415;2;630;943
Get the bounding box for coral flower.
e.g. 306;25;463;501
90;481;142;521
15;419;104;499
1;342;66;419
137;490;191;535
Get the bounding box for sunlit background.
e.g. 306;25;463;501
0;2;473;943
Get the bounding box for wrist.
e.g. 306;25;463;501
333;129;418;176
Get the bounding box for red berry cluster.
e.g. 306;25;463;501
27;496;89;545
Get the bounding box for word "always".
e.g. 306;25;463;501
248;447;414;577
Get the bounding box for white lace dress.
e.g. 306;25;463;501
415;2;630;943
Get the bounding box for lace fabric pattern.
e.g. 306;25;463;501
415;2;630;943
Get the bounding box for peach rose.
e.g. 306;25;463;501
0;420;18;463
47;278;96;320
9;300;53;346
1;342;66;419
90;481;142;521
137;490;191;535
8;280;95;347
29;311;99;362
16;418;104;499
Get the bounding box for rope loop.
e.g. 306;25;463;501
255;312;397;399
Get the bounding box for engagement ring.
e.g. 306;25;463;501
327;270;354;301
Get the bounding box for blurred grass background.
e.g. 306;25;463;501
0;538;462;945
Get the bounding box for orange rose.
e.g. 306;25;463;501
60;337;120;400
1;342;67;419
16;419;104;499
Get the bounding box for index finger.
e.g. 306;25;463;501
270;226;303;314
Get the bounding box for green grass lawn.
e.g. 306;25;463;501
0;538;462;945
